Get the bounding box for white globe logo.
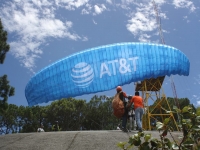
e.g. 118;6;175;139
71;62;94;88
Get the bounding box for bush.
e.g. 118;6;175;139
117;105;200;150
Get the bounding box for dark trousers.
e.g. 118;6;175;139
122;109;128;128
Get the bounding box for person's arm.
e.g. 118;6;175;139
131;96;134;104
119;92;124;101
123;92;128;98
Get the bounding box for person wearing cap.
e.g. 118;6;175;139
116;86;128;132
130;91;144;132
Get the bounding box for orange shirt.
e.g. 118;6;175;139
131;96;144;110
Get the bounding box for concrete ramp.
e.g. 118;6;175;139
0;130;182;150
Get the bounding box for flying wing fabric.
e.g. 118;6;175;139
25;42;190;106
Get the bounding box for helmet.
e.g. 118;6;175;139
116;86;122;91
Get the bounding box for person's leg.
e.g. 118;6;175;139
133;115;136;130
135;108;140;130
129;116;132;130
122;115;126;128
135;108;143;131
122;110;128;132
139;108;144;131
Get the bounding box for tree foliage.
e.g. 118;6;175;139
0;75;15;113
0;95;193;135
118;105;200;150
0;18;10;64
0;95;120;134
0;18;15;113
148;97;194;128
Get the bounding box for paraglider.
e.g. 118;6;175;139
25;42;190;106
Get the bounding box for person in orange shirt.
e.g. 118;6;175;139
131;91;144;132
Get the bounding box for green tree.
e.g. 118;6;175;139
118;105;200;150
97;95;117;130
82;95;118;130
45;98;86;131
0;18;15;113
0;95;125;133
0;75;15;113
20;106;39;133
0;104;18;134
196;107;200;115
0;18;10;64
83;96;104;130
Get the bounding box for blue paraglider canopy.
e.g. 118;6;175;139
25;42;190;106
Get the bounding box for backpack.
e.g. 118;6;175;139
112;91;125;118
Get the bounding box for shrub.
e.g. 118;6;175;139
117;105;200;150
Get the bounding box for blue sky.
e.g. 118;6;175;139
0;0;200;107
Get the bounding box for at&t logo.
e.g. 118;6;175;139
71;62;94;88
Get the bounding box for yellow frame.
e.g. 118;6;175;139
135;76;179;131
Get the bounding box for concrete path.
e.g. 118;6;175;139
0;130;182;150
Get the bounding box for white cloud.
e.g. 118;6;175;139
197;101;200;106
93;19;97;25
154;0;166;5
138;34;151;42
183;15;190;23
81;3;93;15
0;1;82;72
32;0;53;7
106;0;113;5
10;41;42;73
193;95;198;98
81;8;90;14
0;0;197;72
93;4;107;15
194;75;200;84
82;36;88;41
172;0;196;12
192;81;200;107
125;0;195;42
183;16;188;19
56;0;89;10
195;96;200;107
126;2;158;41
